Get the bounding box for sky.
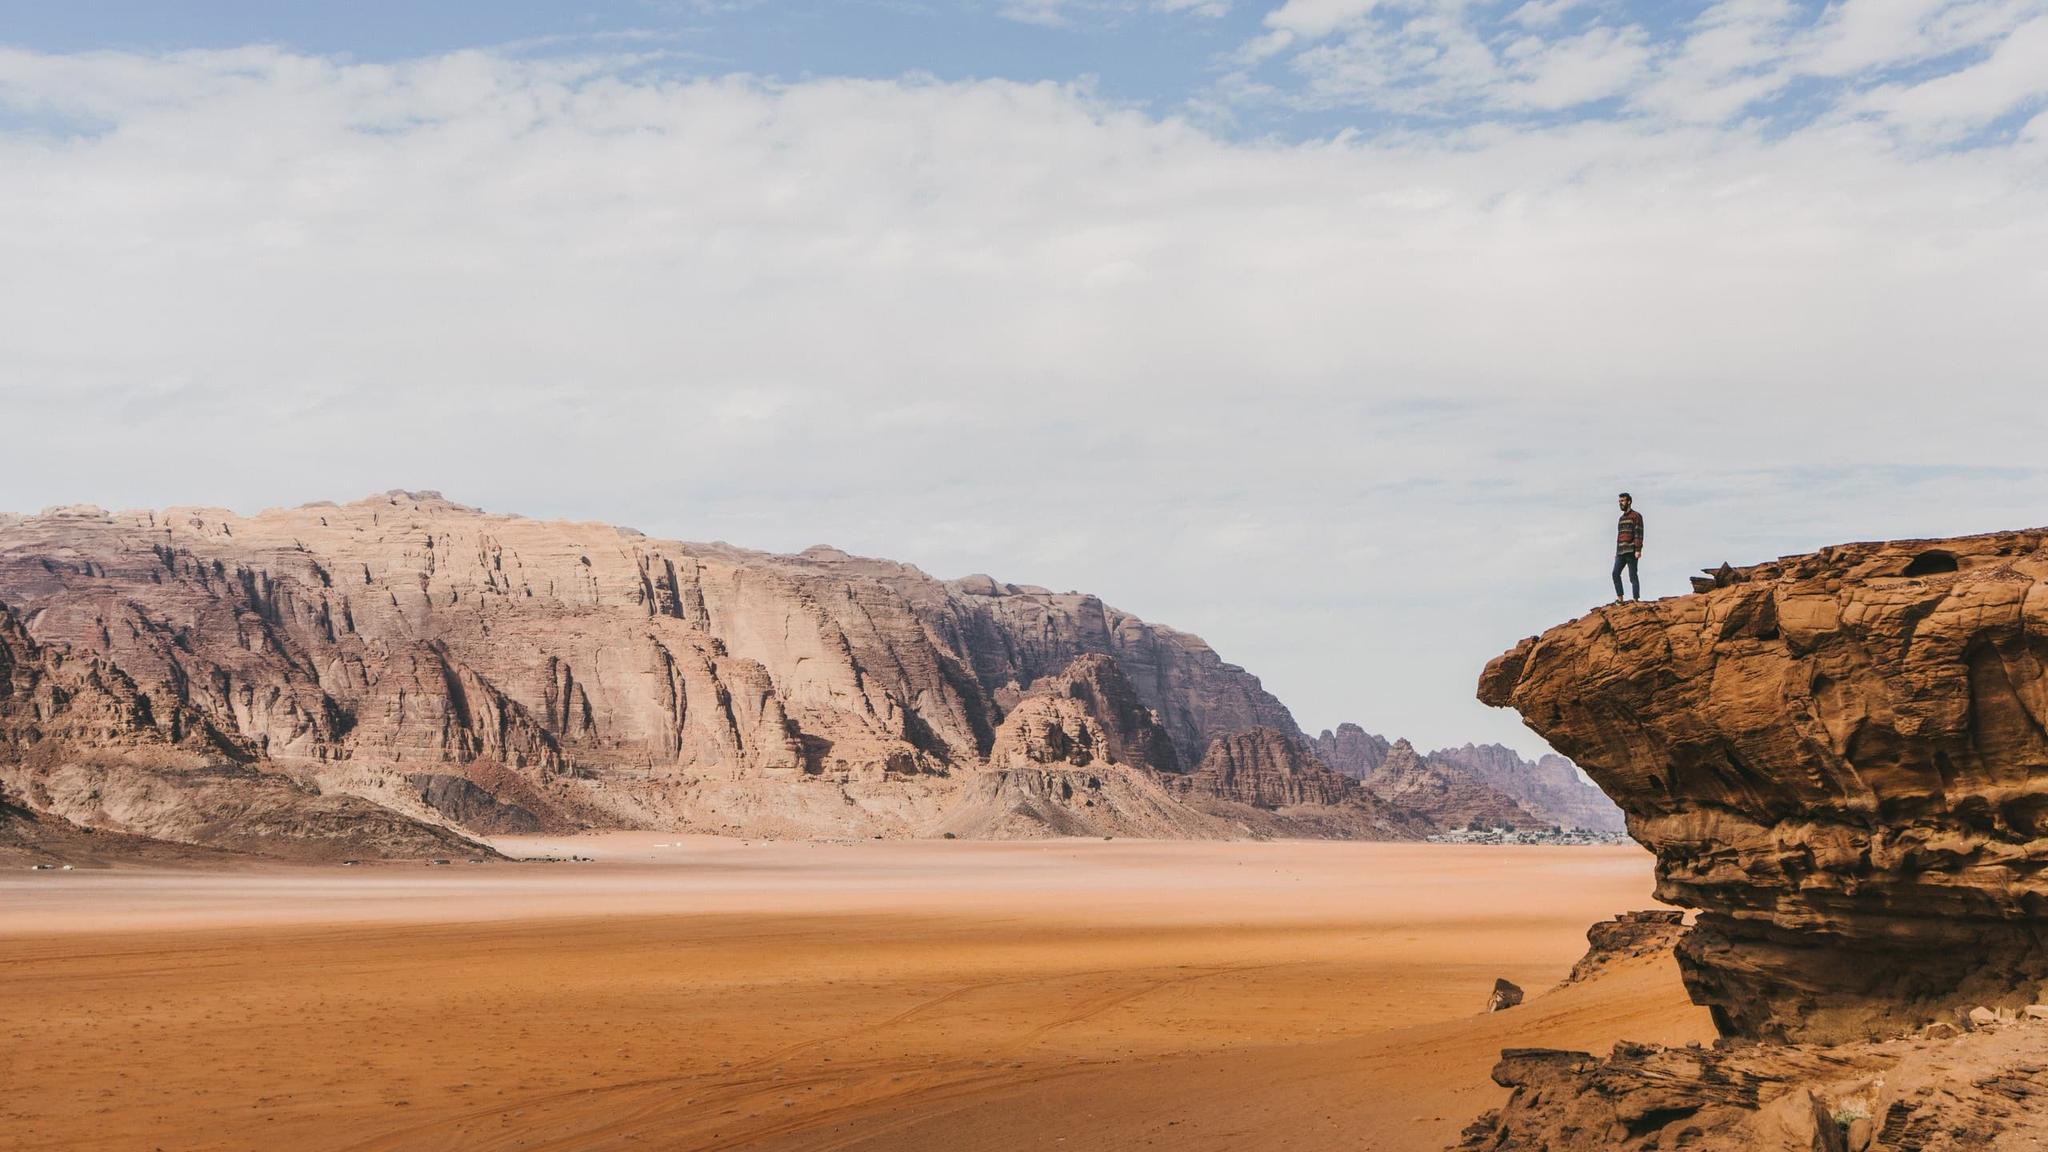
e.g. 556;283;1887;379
1;2;2045;757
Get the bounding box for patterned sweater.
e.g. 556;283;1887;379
1617;509;1644;555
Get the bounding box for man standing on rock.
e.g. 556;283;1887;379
1612;492;1644;603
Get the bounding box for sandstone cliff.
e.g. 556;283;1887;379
933;654;1240;839
0;493;1367;853
1458;910;2048;1152
1480;526;2048;1043
0;595;479;861
1460;1027;2048;1152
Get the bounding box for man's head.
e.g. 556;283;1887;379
1618;492;1632;511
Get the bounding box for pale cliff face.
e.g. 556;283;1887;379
1482;526;2048;1041
0;492;1310;850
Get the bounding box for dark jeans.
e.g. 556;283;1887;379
1612;552;1640;600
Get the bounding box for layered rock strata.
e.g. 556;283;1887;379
1480;527;2048;1042
1459;1026;2048;1151
0;597;477;860
0;493;1367;852
1459;908;2048;1150
1563;910;1688;986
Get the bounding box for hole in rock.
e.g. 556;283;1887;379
1902;550;1958;577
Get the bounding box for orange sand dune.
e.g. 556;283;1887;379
0;838;1714;1151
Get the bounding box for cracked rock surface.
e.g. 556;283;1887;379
1480;527;2048;1042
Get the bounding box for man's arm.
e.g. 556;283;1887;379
1636;514;1645;557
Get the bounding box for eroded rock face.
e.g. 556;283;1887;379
1428;743;1626;833
934;654;1233;839
1361;738;1540;831
1169;727;1420;839
987;654;1181;775
1480;527;2048;1042
1179;727;1353;807
1563;910;1688;987
0;599;478;860
1459;1027;2048;1152
1314;724;1622;832
1311;723;1390;779
0;493;1314;851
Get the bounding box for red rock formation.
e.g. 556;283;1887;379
1480;526;2048;1042
1360;739;1541;831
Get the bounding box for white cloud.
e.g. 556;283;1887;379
999;0;1078;26
1508;0;1584;30
1797;0;2042;78
1502;25;1652;110
1625;0;1799;123
1264;0;1391;39
0;47;2044;753
996;0;1230;26
1852;15;2048;137
1237;0;2048;138
1153;0;1231;16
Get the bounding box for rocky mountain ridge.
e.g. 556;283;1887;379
0;492;1509;857
1312;723;1623;833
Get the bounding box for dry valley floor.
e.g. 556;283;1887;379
0;838;1714;1151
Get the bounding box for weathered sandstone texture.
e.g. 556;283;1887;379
1480;527;2048;1042
1562;910;1688;987
0;493;1391;853
1458;1026;2048;1152
1459;908;2048;1151
1182;727;1353;807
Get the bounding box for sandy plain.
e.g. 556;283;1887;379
0;837;1715;1151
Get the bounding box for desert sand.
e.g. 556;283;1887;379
1;838;1714;1151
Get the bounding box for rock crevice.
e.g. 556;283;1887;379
1481;527;2048;1042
